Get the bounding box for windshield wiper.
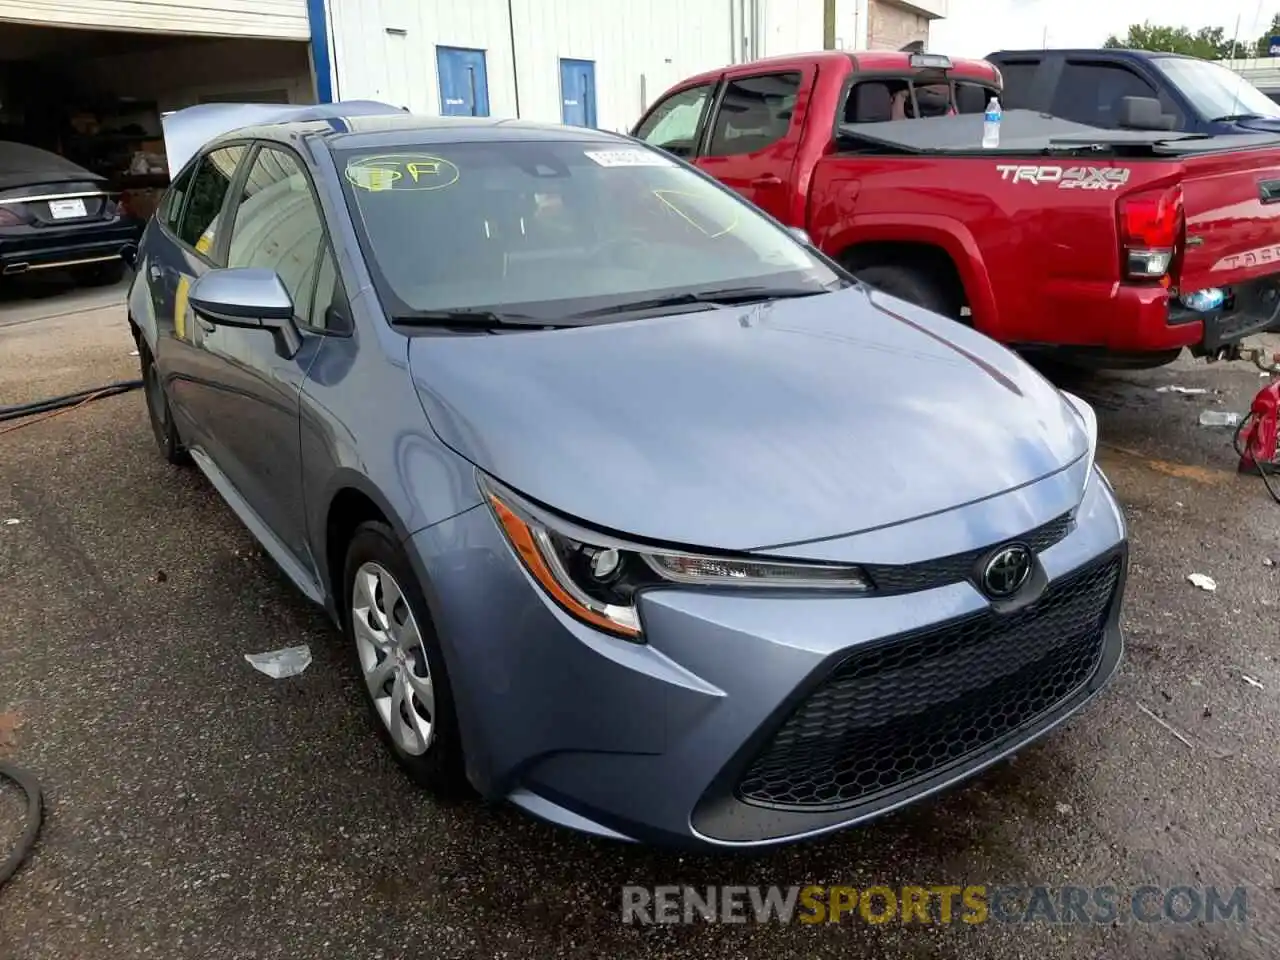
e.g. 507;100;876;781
1211;113;1266;122
570;285;833;320
391;309;568;329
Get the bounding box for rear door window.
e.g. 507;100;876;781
176;145;246;258
161;165;194;233
1051;61;1158;127
705;73;803;156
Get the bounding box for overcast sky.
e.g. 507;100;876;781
930;0;1280;57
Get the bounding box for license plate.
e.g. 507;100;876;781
48;198;87;220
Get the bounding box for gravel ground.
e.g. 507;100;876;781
0;284;1277;959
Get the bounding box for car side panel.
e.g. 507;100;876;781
295;152;485;611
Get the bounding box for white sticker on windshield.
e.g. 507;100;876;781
583;148;675;167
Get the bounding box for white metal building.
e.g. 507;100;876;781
323;0;828;132
0;0;949;194
0;1;320;111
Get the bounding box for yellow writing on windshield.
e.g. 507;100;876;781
345;154;461;192
652;189;737;239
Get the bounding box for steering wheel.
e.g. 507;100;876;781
591;234;656;269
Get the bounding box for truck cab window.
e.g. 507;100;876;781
955;82;997;114
993;60;1039;108
844;80;958;122
1052;61;1158;127
635;84;714;158
705;72;802;156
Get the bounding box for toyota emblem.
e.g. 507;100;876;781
981;544;1033;598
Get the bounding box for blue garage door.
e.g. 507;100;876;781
437;47;490;117
559;59;597;127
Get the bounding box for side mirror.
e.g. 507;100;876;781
1116;96;1175;131
188;267;301;358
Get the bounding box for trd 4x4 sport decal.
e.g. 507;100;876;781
995;165;1132;190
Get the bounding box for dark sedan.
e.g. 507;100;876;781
0;140;141;286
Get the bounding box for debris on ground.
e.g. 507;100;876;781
0;710;20;751
245;645;313;679
1157;385;1209;395
128;349;140;357
1055;802;1074;815
2;518;19;525
1136;702;1195;749
1198;410;1242;427
1187;573;1217;592
1242;675;1264;690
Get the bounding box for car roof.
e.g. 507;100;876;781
672;50;999;89
207;114;633;155
990;48;1192;61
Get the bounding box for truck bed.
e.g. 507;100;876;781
836;109;1280;157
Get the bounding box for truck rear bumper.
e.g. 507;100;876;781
1030;280;1201;354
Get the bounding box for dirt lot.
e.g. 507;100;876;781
1;279;1278;959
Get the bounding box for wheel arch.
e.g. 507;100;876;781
828;216;999;331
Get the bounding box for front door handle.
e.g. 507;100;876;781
751;173;783;187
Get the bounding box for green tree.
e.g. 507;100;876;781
1103;21;1238;58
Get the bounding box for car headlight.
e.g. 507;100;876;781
481;476;872;641
1060;389;1104;486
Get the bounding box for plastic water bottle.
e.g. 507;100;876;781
1199;410;1243;428
982;96;1002;149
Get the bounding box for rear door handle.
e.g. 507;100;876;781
1260;179;1280;204
751;173;784;187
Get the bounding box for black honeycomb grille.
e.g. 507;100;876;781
736;554;1121;811
863;513;1073;595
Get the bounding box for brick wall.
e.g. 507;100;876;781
867;0;931;50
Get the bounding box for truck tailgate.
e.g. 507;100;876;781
1178;149;1280;292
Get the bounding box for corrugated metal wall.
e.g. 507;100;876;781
0;0;310;39
328;0;824;131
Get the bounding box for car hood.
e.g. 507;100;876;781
408;286;1088;553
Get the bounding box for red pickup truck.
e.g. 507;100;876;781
631;51;1280;368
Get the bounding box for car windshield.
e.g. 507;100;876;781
1151;56;1280;120
332;139;843;321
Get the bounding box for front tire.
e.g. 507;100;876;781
342;521;468;795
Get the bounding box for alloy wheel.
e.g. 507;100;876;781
351;561;436;756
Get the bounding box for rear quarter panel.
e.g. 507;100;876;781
806;155;1179;345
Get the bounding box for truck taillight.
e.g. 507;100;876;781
1119;185;1183;281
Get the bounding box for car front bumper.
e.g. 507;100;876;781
408;462;1127;849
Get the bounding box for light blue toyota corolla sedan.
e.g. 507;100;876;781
123;102;1127;849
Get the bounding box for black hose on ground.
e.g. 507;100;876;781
0;762;42;890
0;380;142;424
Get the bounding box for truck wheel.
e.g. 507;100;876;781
854;265;961;320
